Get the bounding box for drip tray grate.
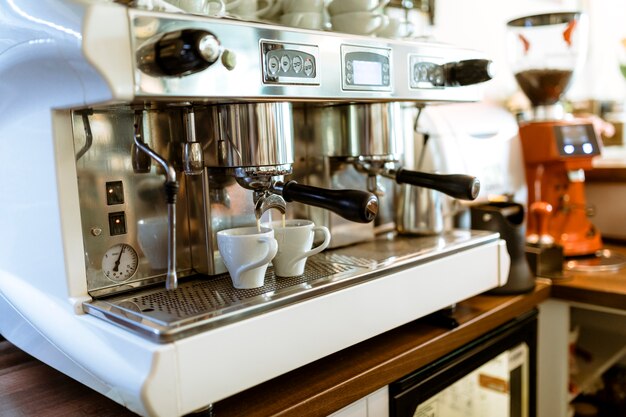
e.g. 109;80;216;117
84;230;499;342
127;260;354;321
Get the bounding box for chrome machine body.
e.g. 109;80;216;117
0;2;509;416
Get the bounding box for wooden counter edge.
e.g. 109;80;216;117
213;280;551;417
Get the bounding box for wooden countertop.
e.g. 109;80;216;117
549;243;626;312
0;282;550;417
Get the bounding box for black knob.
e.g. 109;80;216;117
444;59;494;86
281;181;378;223
395;169;480;200
137;29;221;77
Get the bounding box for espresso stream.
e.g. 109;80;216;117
256;214;286;232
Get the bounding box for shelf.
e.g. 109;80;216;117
569;326;626;402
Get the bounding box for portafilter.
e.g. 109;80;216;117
198;102;378;223
309;103;480;201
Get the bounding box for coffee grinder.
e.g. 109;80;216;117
507;12;603;259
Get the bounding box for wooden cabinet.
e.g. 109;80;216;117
538;250;626;417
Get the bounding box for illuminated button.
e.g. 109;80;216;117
105;181;124;205
582;143;594;154
564;144;575;154
108;211;127;236
268;56;280;75
303;58;314;76
292;55;303;73
280;55;291;72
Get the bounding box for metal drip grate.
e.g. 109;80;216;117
128;260;353;320
83;230;499;342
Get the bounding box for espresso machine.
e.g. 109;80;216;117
507;12;602;257
0;2;511;416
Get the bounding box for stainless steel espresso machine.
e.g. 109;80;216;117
0;2;510;416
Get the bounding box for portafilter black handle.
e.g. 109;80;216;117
280;180;378;223
395;169;480;200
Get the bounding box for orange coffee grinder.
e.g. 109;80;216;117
507;12;603;258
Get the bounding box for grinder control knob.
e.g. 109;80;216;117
137;29;221;77
443;59;494;86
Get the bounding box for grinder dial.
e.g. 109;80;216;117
102;243;138;282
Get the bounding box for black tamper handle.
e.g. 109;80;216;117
281;181;378;223
395;169;480;200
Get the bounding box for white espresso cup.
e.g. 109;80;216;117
331;11;388;35
266;219;331;277
225;0;276;18
281;0;324;13
280;11;324;29
217;226;278;289
327;0;389;15
166;0;226;15
137;217;169;270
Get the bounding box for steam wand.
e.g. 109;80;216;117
133;111;180;291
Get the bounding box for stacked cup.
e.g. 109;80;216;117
328;0;390;36
278;0;326;30
224;0;281;21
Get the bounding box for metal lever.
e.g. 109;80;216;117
133;111;180;291
272;180;378;223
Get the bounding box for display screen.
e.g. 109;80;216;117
560;125;590;146
352;60;383;85
554;124;599;157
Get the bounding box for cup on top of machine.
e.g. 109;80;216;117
165;0;226;15
264;219;331;277
224;0;279;19
276;0;325;29
327;0;389;15
217;226;278;289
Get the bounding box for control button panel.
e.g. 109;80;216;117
409;55;445;89
261;41;320;85
554;124;600;157
341;45;391;92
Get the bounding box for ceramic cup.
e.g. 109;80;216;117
217;226;278;289
137;217;169;270
376;16;414;39
166;0;226;15
266;219;331;277
280;11;324;29
281;0;324;13
331;11;388;35
225;0;276;19
327;0;389;15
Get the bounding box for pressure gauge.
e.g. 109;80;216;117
102;243;138;282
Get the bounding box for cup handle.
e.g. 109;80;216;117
255;0;274;17
295;226;331;262
224;0;241;11
206;0;226;15
369;14;390;34
235;237;278;278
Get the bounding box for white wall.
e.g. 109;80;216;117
431;0;626;104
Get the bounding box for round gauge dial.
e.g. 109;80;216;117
102;243;138;282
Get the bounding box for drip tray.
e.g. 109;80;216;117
84;230;498;342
